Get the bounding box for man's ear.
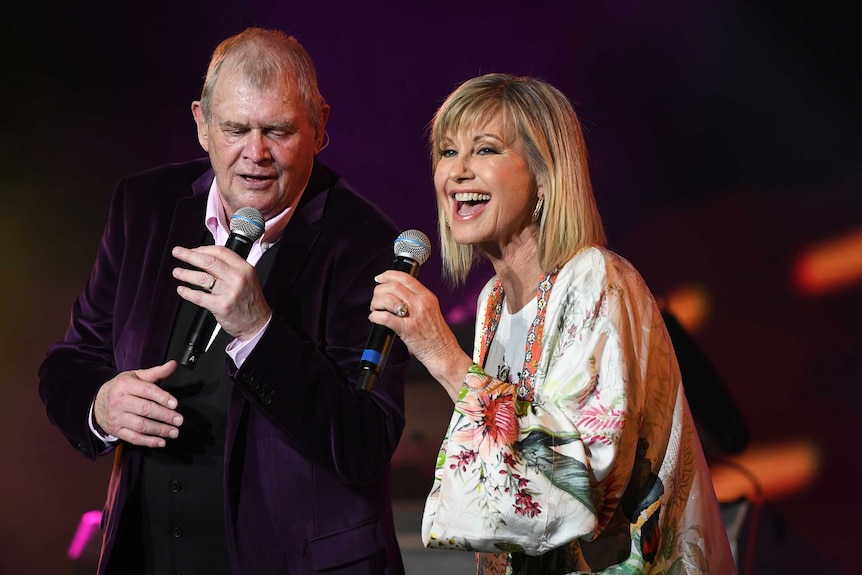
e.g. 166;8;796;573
315;103;331;153
191;101;210;152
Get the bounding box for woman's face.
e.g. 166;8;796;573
434;114;539;254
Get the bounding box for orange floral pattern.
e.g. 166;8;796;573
423;248;736;575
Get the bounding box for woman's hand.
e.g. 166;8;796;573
370;270;473;402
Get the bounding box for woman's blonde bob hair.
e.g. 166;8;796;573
430;73;607;285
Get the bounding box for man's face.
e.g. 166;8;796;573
192;65;329;219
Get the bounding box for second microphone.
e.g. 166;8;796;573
357;229;431;391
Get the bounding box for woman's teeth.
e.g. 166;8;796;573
454;192;490;202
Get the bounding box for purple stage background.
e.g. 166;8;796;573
2;2;860;573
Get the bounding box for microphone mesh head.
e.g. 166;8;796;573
394;229;431;265
230;207;265;241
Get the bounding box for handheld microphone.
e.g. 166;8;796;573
178;207;265;368
357;229;431;391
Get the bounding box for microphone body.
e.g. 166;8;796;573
178;207;265;368
358;230;431;391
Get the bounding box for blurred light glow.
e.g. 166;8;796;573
792;228;862;296
67;509;102;560
709;438;821;503
662;283;712;334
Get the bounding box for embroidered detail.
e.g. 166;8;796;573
478;268;559;402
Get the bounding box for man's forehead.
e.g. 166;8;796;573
215;67;298;96
212;78;303;116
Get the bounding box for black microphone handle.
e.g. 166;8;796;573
356;326;396;392
178;232;256;368
224;232;255;259
390;255;421;277
178;307;219;368
357;255;420;391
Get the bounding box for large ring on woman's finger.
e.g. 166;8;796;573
396;302;409;318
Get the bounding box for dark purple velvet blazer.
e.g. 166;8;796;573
39;158;410;574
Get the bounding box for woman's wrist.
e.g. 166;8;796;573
463;363;494;392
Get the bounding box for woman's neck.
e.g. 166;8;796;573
485;230;544;313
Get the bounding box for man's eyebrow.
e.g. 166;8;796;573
218;120;296;130
262;121;295;131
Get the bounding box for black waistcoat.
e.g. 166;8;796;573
111;237;280;575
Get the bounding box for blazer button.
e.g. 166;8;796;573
171;526;184;538
170;480;183;493
261;394;272;405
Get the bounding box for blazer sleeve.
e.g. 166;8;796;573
38;159;208;459
38;181;128;460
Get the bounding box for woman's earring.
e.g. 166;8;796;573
532;195;544;222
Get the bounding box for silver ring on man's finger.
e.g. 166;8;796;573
207;276;217;291
396;302;409;318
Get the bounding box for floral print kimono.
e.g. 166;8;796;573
422;247;736;575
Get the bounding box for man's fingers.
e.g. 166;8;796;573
171;245;222;271
171;245;246;280
133;361;179;409
114;423;173;448
114;428;166;448
134;395;184;427
134;359;178;382
105;405;182;448
94;365;184;443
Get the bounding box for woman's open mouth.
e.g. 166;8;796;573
454;192;490;217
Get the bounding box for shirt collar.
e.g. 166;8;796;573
204;179;301;261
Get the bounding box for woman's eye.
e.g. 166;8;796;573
477;146;498;155
440;148;457;158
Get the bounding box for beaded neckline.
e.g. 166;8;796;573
477;268;559;401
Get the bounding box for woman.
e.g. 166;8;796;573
370;73;735;574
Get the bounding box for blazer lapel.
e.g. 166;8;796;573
138;171;212;367
260;162;329;302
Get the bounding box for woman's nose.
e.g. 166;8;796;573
450;155;473;181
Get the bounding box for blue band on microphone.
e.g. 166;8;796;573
361;349;383;365
232;214;264;230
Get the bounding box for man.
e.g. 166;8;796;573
38;28;409;575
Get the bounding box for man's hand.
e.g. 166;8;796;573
93;360;183;448
171;245;272;341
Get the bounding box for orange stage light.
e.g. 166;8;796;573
792;228;862;297
663;284;712;335
709;438;821;504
